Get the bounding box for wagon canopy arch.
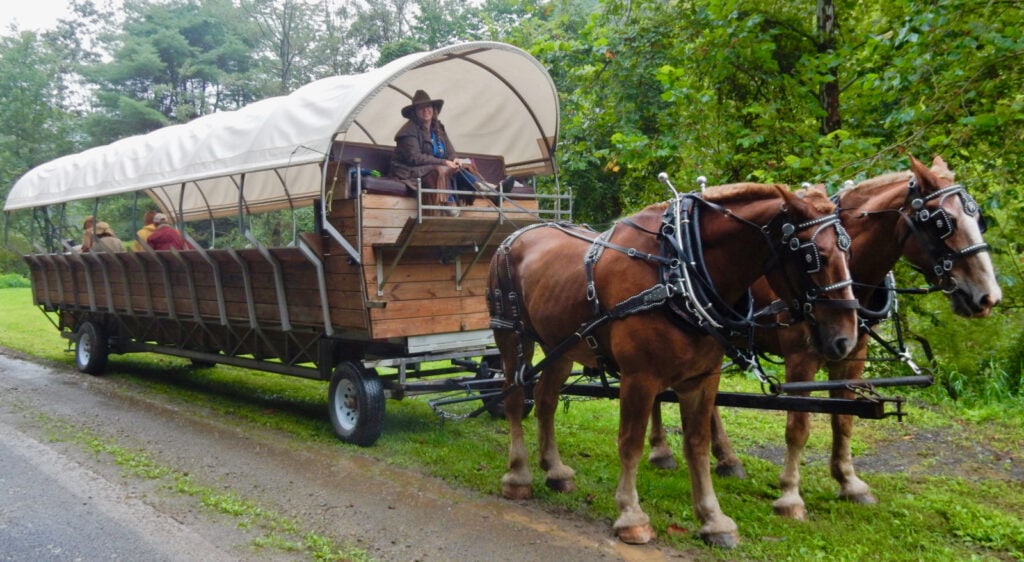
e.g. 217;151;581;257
4;41;560;223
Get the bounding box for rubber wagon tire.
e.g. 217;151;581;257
75;321;108;375
328;361;385;446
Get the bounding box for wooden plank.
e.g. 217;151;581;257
369;294;488;320
370;311;491;339
368;278;489;301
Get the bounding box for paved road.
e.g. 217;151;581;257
0;422;237;561
0;349;681;561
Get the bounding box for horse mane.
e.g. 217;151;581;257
702;182;835;214
836;171;912;199
703;183;783;204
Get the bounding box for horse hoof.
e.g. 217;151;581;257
700;531;740;549
545;477;575;493
616;524;655;545
773;503;807;521
714;462;747;479
649;454;678;471
842;492;878;505
501;483;533;500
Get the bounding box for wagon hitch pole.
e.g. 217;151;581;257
768;375;933;395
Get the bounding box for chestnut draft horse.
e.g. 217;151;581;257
487;183;860;547
646;155;1002;520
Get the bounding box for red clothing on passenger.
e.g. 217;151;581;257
147;225;189;250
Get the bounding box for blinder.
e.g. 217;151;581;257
905;175;991;290
903;176;991;290
777;213;857;320
909;185;986;238
780;215;852;277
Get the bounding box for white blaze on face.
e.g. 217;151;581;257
956;210;1002;312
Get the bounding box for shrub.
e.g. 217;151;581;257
0;248;29;277
0;274;30;288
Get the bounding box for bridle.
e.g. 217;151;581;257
875;176;990;293
773;211;858;320
666;194;858;330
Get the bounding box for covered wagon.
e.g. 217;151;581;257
3;41;568;445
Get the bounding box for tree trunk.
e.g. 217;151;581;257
818;0;841;136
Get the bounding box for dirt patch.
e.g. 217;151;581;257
745;408;1022;482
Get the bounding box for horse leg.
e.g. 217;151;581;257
677;380;739;548
830;410;876;504
649;398;747;478
828;344;877;505
772;355;819;520
497;331;534;500
710;406;747;479
613;378;657;544
535;356;576;492
773;409;810;520
647;401;678;470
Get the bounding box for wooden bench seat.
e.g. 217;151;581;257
325;141;532;199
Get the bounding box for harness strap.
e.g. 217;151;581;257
509;283;678;388
584;228;613;315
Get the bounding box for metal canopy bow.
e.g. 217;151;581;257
4;42;559;222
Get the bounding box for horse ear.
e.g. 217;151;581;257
773;183;801;210
930;155;955;181
909;153;938;192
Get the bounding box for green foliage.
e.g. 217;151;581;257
80;0;262;144
0;30;79;210
0;273;29;288
0;245;29;277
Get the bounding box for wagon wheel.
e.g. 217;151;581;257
475;355;532;419
75;321;108;375
328;361;385;446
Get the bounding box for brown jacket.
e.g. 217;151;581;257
390;118;457;190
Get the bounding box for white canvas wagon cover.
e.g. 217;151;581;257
4;41;559;221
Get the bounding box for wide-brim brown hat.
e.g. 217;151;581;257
401;90;444;119
95;221;114;236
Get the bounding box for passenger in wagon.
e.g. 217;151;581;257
146;213;190;251
80;215;95;252
92;222;126;252
390;89;497;217
133;210;158;252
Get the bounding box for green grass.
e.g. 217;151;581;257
2;287;1022;561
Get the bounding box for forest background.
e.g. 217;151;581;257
0;0;1021;406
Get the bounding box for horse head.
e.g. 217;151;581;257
764;184;859;360
700;183;858;361
897;155;1001;317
